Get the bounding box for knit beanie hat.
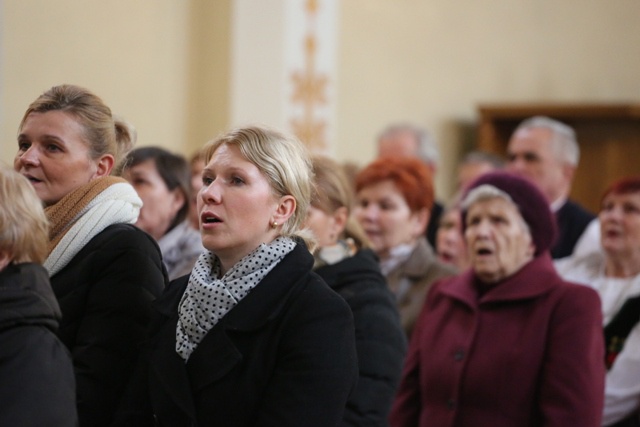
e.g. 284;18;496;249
462;171;557;256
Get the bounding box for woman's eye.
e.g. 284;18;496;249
18;141;31;151
230;176;244;185
202;176;213;186
46;144;62;152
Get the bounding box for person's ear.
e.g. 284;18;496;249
95;154;115;177
169;188;186;216
411;207;430;237
0;250;12;271
330;206;349;237
271;195;297;227
562;162;576;183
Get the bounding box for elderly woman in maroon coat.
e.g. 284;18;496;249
390;171;605;427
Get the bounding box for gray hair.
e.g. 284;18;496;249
460;150;505;169
462;184;514;210
515;116;579;166
378;123;439;165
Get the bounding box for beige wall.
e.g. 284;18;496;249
2;0;639;199
1;0;230;165
335;0;640;198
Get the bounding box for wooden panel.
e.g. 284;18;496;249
476;104;640;213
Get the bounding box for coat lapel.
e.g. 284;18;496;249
181;244;314;392
150;312;198;421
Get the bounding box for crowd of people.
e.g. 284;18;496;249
2;82;639;427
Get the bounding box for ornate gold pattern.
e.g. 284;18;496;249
290;0;329;151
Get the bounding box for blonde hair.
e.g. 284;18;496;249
18;84;136;175
311;155;371;249
0;163;49;264
202;125;315;249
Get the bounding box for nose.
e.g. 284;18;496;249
200;180;221;204
16;145;40;168
473;219;492;238
507;156;526;174
355;204;377;223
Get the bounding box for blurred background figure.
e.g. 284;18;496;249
0;164;77;427
556;176;640;427
188;149;206;230
435;203;469;271
14;84;167;427
306;155;407;426
391;171;605;427
507;116;596;259
354;156;456;337
456;149;505;193
123;146;204;280
376;123;443;250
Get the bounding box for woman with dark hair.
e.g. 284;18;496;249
123;147;204;280
354;156;456;337
557;176;640;427
390;171;605;427
306;155;406;426
14;84;167;426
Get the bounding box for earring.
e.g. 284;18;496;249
271;221;278;229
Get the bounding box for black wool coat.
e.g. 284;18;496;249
0;263;77;427
51;223;167;427
315;248;407;427
113;243;359;427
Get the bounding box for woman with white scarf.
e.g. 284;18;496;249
14;84;167;427
113;126;358;427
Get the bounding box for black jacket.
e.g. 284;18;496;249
51;223;167;427
315;249;407;427
113;243;358;427
0;263;77;427
552;199;595;259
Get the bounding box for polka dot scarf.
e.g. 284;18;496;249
176;236;296;361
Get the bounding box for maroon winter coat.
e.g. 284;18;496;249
390;252;605;427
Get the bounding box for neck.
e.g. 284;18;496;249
605;252;640;278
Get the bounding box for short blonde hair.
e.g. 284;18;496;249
202;125;314;247
0;163;49;264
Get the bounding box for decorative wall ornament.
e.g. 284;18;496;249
286;0;337;153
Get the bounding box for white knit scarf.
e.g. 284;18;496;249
176;236;296;361
44;182;142;276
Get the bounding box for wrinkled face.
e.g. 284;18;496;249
198;144;283;269
305;205;340;247
599;192;640;258
465;197;534;283
436;209;468;270
15;111;106;206
354;179;426;259
123;159;184;241
506;127;564;203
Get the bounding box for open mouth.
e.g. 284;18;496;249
201;214;222;224
23;174;43;184
476;248;493;256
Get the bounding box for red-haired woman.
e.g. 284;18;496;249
354;156;456;337
557;176;640;427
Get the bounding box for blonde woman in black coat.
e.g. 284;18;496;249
307;156;407;426
14;84;167;426
114;126;358;427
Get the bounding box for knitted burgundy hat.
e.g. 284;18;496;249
462;171;557;256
